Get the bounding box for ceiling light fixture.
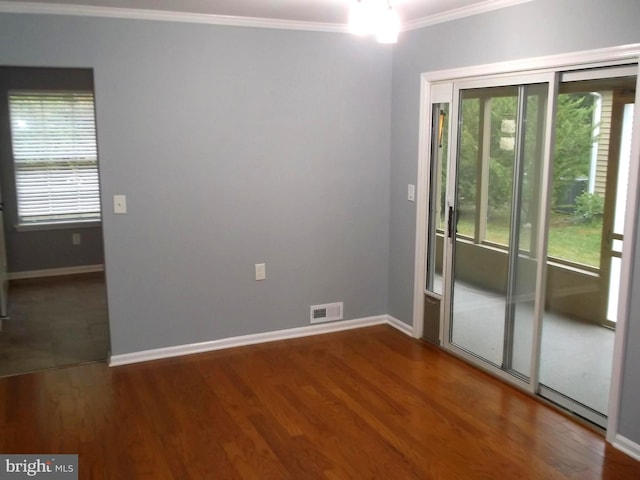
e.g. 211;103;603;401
349;0;400;44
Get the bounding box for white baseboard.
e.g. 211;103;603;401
612;434;640;461
386;315;414;336
8;264;104;281
109;315;393;367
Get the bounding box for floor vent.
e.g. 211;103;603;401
310;302;343;324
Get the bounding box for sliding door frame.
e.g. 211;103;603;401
440;72;556;392
412;44;640;444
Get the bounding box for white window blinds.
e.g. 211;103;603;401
8;91;101;225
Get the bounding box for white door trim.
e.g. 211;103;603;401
413;43;640;445
420;44;640;84
606;70;640;444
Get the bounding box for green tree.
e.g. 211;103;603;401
458;94;519;226
552;93;596;208
458;92;595;213
457;97;480;230
488;96;518;212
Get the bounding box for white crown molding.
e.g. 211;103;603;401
0;1;348;33
0;0;535;35
403;0;536;31
421;44;640;83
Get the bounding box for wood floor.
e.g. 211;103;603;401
0;325;638;479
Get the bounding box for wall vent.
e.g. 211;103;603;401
310;302;343;324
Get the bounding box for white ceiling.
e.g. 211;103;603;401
0;0;534;28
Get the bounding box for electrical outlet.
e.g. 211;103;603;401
113;194;127;214
255;263;266;281
72;233;81;245
408;184;416;202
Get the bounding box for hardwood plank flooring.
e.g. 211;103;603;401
1;325;639;479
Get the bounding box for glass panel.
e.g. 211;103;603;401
450;86;518;366
540;74;636;420
451;83;547;376
508;84;548;379
547;91;602;268
608;257;622;321
608;103;634;322
456;96;480;239
485;96;518;246
613;104;633;236
426;103;449;296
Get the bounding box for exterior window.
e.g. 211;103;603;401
8;91;100;226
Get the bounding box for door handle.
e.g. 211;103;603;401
447;206;454;238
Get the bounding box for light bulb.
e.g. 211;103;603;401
349;0;368;35
376;5;399;44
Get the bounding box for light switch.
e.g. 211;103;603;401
255;263;266;281
408;184;416;202
113;195;127;214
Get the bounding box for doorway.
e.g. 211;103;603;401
0;67;109;377
419;59;639;431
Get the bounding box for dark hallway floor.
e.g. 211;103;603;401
0;272;109;377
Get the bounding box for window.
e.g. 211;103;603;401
457;88;520;246
8;91;100;226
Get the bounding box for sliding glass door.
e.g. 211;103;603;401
445;75;551;383
538;68;637;425
425;63;638;429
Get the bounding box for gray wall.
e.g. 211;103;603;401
0;67;104;273
0;14;392;353
389;0;640;445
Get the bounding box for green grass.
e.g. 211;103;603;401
548;215;602;267
456;212;602;268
